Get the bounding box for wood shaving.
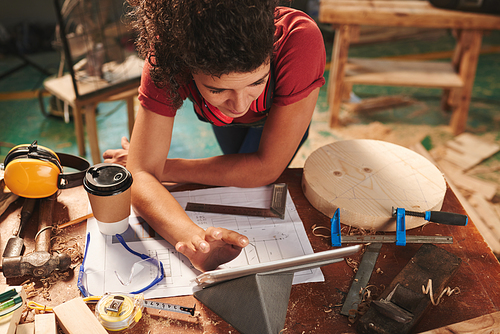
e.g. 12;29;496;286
346;284;385;323
422;279;460;306
345;258;359;273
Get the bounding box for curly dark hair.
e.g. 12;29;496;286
126;0;279;108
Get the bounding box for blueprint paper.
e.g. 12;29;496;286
84;185;325;299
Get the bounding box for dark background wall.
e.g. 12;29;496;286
1;1;56;26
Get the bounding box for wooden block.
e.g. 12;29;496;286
34;314;57;334
15;324;34;334
419;311;500;334
302;140;446;231
53;298;107;334
443;133;500;171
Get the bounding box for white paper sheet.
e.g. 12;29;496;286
84;185;325;299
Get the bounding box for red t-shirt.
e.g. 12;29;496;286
138;7;326;126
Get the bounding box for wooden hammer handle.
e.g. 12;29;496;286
37;194;56;253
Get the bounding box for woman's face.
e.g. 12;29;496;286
192;62;271;118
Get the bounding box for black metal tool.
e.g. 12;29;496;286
341;243;383;317
357;244;462;334
392;207;468;226
2;198;37;258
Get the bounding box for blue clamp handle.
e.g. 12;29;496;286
331;208;342;247
395;208;406;246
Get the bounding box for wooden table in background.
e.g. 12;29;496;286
1;168;499;333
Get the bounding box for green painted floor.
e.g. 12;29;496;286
0;52;222;163
0;29;499;188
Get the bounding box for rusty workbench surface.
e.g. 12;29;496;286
1;168;499;333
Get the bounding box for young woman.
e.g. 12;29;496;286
103;0;326;272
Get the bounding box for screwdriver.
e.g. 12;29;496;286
392;207;468;226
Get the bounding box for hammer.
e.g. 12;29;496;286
2;194;71;278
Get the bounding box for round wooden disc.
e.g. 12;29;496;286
302;140;446;231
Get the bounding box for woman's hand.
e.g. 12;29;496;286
175;226;249;272
103;136;130;166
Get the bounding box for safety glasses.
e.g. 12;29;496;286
78;233;165;297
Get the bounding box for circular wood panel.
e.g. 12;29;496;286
302;140;446;231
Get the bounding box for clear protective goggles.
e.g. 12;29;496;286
78;233;165;297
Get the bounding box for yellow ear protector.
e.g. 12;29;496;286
2;141;90;198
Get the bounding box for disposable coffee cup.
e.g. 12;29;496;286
83;163;133;235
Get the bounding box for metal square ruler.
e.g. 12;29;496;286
185;183;287;219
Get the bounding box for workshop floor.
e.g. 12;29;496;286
0;28;499;187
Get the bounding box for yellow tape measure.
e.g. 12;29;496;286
95;294;143;331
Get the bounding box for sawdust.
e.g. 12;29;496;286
140;311;203;332
292;115;453;169
20;233;84;303
50;234;84;264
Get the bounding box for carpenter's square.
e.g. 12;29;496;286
185;183;287;219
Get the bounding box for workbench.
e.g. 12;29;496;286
319;0;500;135
1;168;499;333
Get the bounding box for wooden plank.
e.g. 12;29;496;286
450;30;483;135
319;0;500;29
419;311;500;334
53;297;107;334
469;193;500;241
354;26;447;45
34;313;57;334
437;160;497;201
344;58;463;88
328;24;353;127
411;143;500;254
15;324;34;334
343;95;415;113
443;133;500;170
302;140;447;231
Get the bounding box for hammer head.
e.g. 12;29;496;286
2;252;72;278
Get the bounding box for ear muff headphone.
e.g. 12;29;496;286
2;141;90;198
